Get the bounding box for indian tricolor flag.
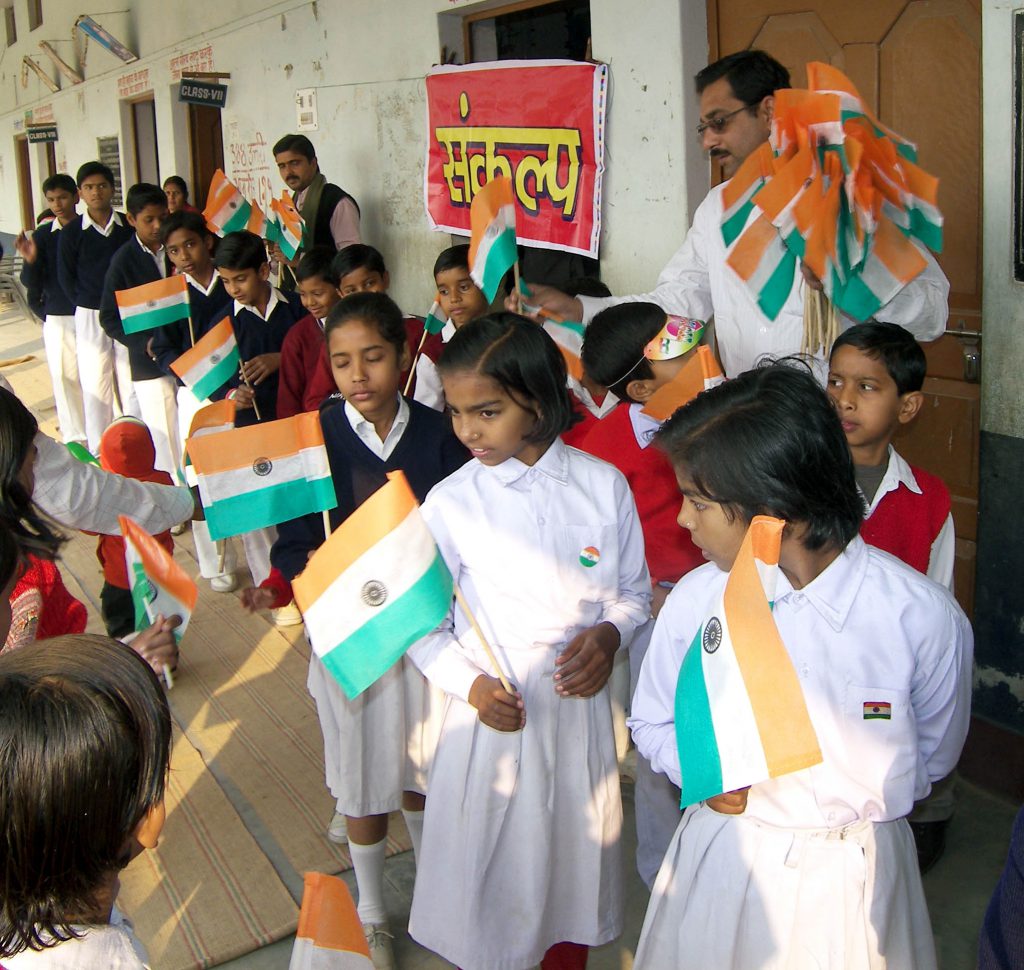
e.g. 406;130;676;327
288;872;373;970
119;516;198;642
641;346;724;423
203;168;252;237
271;193;304;259
543;319;585;383
170;317;239;401
115;275;191;334
674;516;822;807
424;298;446;335
292;471;454;700
469;175;517;302
187;411;336;541
245;199;270;238
183;398;236;486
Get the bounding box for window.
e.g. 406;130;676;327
5;8;16;47
27;0;41;32
465;0;592;63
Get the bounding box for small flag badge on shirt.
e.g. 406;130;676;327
579;546;600;568
864;701;892;720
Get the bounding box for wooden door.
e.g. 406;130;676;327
14;136;34;230
188;103;224;210
709;0;982;614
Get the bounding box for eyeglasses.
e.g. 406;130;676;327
695;105;752;137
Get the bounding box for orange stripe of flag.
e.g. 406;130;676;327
170;317;235;379
188;399;236;437
871;216;928;284
721;142;773;212
295;872;371;956
119;516;199;612
115;275;188;309
187;410;325;476
294;471;416;605
724;516;821;776
468;176;514;269
807;62;862;100
752;145;812;222
726;215;778;281
902;159;940;207
641;346;721;423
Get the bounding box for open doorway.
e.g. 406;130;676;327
188;103;224;211
130;96;160;184
14;136;34;230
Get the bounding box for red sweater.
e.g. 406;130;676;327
10;555;87;640
860;465;950;576
562;392;599;449
580;403;704;584
277;313;336;419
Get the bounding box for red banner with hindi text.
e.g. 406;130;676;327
424;60;608;258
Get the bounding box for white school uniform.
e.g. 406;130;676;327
3;905;149;969
408;439;652;970
629;537;973;970
307;399;444;816
411;319;455;411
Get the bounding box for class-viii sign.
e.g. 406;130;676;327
178;79;228;108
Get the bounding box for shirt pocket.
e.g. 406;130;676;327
842;685;916;794
554;524;620;606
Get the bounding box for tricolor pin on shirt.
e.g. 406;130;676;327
863;701;892;720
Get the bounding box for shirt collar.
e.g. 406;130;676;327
234;285;282;321
441;320;457;343
81;210;123;235
135;234;164;258
343;394;409;438
864;445;922;513
628;402;662;449
774;535;869;632
49;218;62;233
568;376;618;419
185;272;220;297
491;436;570;488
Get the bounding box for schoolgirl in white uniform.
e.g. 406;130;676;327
629;361;973;970
408;314;652;970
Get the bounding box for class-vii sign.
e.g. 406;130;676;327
27;125;58;143
178;79;228;108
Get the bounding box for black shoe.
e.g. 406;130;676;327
910;819;949;874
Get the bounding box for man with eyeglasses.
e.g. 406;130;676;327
518;50;947;377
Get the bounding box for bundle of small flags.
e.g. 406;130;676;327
723;62;943;324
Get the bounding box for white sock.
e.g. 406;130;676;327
349;837;387;925
402;808;425;861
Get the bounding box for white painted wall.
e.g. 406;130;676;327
0;0;710;312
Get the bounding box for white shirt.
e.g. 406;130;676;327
866;446;955;590
578;182;949;377
343;395;409;460
135;234;166;279
3;905;149;969
234;286;283;322
81;210;124;237
184;272;221;298
409;438;652;702
569;376;618;420
627;401;661;449
630;536;972;829
411;319;457;411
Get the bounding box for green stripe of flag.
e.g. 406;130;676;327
319;552;453;698
756;250;797;321
908;210;943;253
205;474;335;540
722;200;755;248
478;231;518;303
190;348;240;401
674;627;722;806
122;302;191;334
221;202;252;234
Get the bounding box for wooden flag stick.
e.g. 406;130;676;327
322;510;331;541
188;313;195;347
453;583;513;695
240;364;263;422
216;541;226;574
402;326;429;397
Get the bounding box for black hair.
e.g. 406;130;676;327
0;635;172;956
213;231;267;272
74;161;114;189
439;313;576;443
159;209;213;246
656;359;864;552
332;243;387;281
563;276;611;299
125;183;167;217
433;244;471;278
162;175;189;200
272;133;316;161
0;388;64;559
41;174;77;196
581;302;666;400
829;321;926;395
324;291;407;357
295;246;340;286
695;50;790;105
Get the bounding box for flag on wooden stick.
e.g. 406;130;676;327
288;872;373;969
203;169;251;237
170;317;240;401
468;176;518;302
115;275;191;334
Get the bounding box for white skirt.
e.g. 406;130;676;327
408;647;624;970
306;653;444;817
635;805;937;970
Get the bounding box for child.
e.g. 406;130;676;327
150;210;236;594
16;174;87;449
579;301;707;888
277;247;341;419
0;633;172;968
94;418;175;639
57;161;135;452
242;292;467;967
412;244;490;411
333;243;443;397
99;183;179;475
407;314;652;970
629;362;973;969
826;321;957;871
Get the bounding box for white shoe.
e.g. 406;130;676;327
210;572;237;593
327;812;348;844
362;923;395;970
170;522;187;536
272;601;303;627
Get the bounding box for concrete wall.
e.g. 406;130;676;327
974;0;1024;737
0;0;710;313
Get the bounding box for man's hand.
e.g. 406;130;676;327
241;353;281;386
130;613;182;676
240;586;276;613
233;385;256;409
505;282;584;323
554;621;620;697
706;787;750;815
14;231;37;264
468;674;526;732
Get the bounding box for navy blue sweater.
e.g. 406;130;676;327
151;276;231;383
20;223;74;319
57;212;133;310
271;396;469;580
99;237;173;381
217;287;305;427
980;805;1024;969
